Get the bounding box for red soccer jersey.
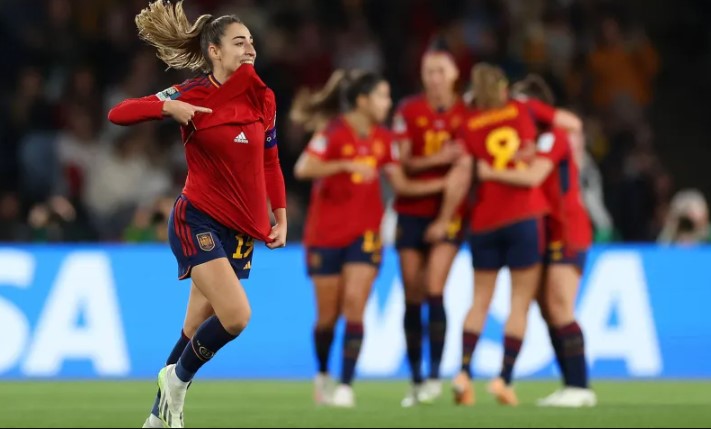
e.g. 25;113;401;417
392;94;468;217
303;117;398;247
108;65;285;243
536;129;592;249
458;99;549;232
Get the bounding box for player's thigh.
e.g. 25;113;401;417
312;274;343;327
341;263;378;322
190;258;251;334
509;264;542;315
182;282;214;337
398;248;427;303
427;241;460;296
542;263;581;326
472;268;498;312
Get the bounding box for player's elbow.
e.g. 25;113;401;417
293;163;310;181
107;108;121;125
107;106;129;126
554;110;583;133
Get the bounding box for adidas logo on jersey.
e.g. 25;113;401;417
234;132;249;144
243;261;251;270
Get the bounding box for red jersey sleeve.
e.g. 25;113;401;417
525;98;556;125
107;94;164;125
305;133;330;159
263;89;286;210
536;128;569;164
107;78;211;126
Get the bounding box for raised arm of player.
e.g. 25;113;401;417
525;98;582;133
107;83;212;126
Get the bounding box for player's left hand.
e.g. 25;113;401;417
266;222;287;249
425;219;448;243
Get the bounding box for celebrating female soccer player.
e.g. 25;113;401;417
294;72;446;407
427;64;548;406
108;2;286;427
477;75;596;407
391;43;468;407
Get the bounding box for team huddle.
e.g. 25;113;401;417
109;2;595;428
292;55;595;410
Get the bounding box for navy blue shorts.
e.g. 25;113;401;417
469;218;543;270
395;214;465;251
168;195;254;280
544;241;587;271
306;232;382;276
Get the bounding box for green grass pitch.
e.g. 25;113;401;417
1;380;709;427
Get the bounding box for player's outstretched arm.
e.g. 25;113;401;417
399;139;464;174
108;97;212;126
477;157;553;188
293;152;375;181
383;164;445;197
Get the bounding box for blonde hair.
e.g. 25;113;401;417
135;1;241;73
471;63;508;110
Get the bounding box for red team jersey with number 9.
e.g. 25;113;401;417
303;117;398;247
457;99;549;232
392;95;468;217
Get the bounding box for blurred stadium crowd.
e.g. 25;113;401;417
0;0;708;244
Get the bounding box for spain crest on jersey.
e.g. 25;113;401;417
196;232;216;252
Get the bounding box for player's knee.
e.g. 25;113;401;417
404;286;425;304
222;305;252;335
316;312;339;329
342;299;365;322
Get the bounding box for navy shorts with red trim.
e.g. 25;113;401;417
544;241;588;270
395;214;465;251
168;194;254;280
306;232;382;276
468;218;543;270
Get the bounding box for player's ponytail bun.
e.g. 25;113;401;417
290;69;363;132
471;63;509;110
135;1;241;73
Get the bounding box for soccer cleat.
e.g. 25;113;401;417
142;414;165;428
330;384;356;408
420;379;443;403
400;384;423;408
487;377;519;406
536;389;563;407
314;373;335;406
401;379;443;407
537;387;597;408
451;372;475;406
157;364;189;428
